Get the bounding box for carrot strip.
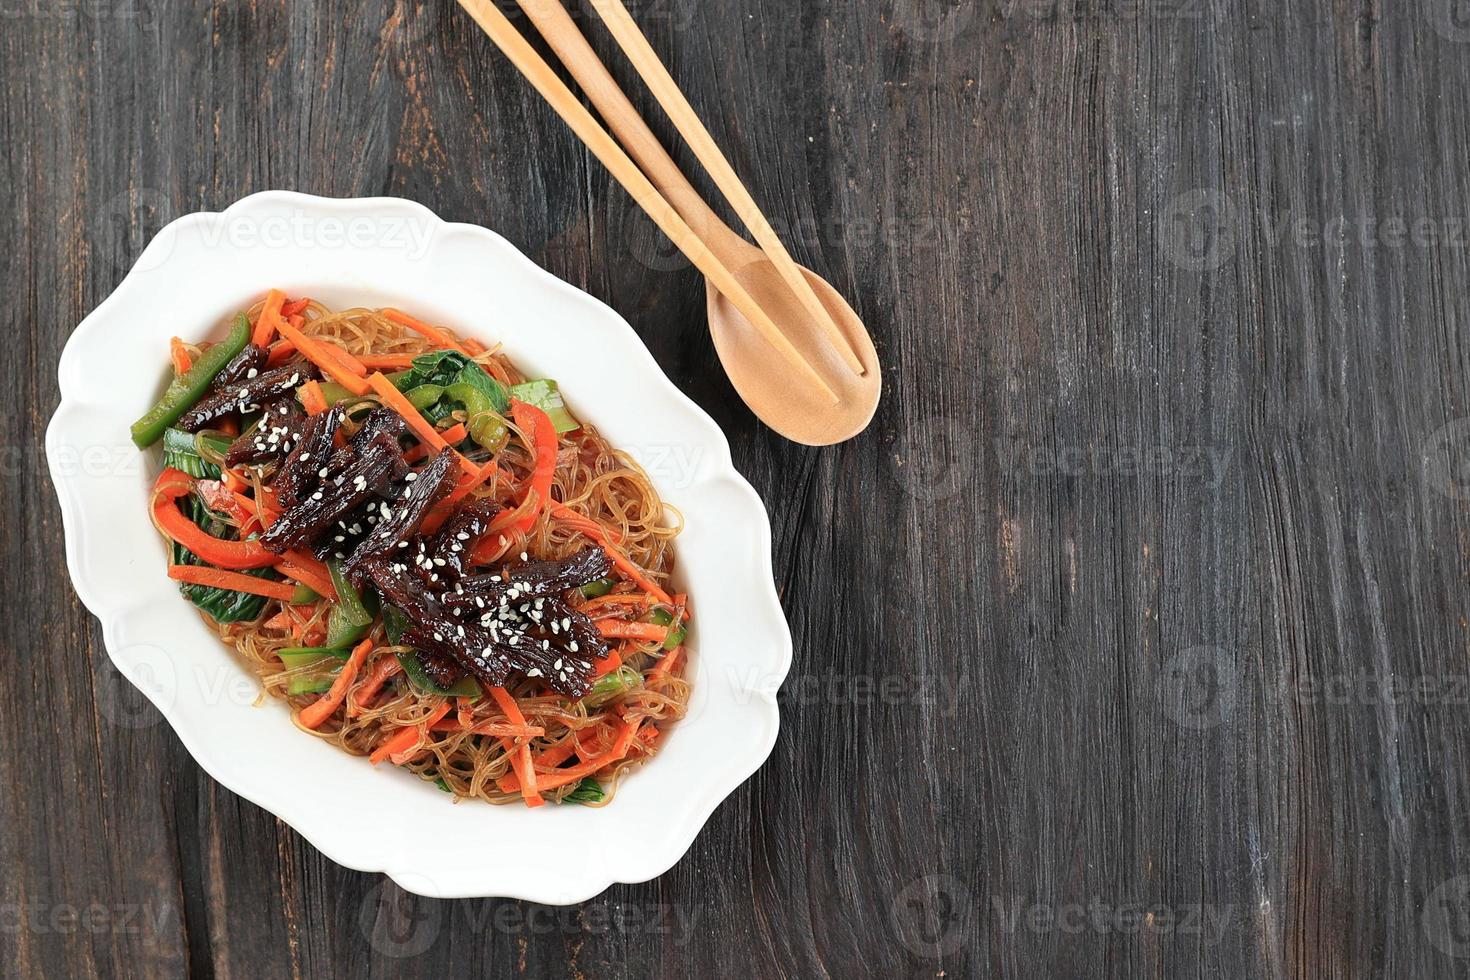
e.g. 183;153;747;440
595;620;669;643
370;701;453;764
275;319;371;395
267;341;297;367
276;549;337;600
548;505;622;544
217;416;239;437
253;485;282;527
168;565;296;601
281;297;311;317
578;594;654;615
592;645;624;678
383;308;468;353
170;337;192;374
497;731;586;792
500;719;640;794
403;423;468;464
350;655;403;717
299;380;328;416
253;289;286;347
264;609;295;631
315;340;368;378
366;373;477;476
489;687;543;807
358;353;419;371
651;643;685;679
605;545;672;606
299;638;374;729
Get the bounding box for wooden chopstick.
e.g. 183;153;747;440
453;0;838;403
586;0;868;377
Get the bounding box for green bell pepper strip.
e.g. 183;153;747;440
289;584;320;606
646;608;687;651
325;605;367;648
328;560;374;627
585;665;642;707
509;379;579;434
324;559;376;647
277;647;350;696
295;380;358;410
131;314;251;448
405;382;507;451
448;382;508;451
396;652;481;698
405;384;447;410
580;577;617;600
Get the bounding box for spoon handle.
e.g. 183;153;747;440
512;0;729;247
454;0;837;403
583;0;866;375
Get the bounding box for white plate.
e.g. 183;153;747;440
47;191;791;902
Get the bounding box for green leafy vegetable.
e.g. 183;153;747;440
561;778;605;805
392;352;511;450
509;379;579;434
393;351;510;413
162;427;220;479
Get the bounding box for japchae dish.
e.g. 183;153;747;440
131;291;690;806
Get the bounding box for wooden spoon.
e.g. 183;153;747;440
518;0;881;446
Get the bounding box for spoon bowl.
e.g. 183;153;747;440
705;258;880;446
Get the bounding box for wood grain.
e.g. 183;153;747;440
5;0;1470;977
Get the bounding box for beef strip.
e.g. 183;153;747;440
447;546;612;610
224;397;306;467
176;360;318;431
258;433;403;553
214;343;270;389
362;549;608;699
423;498;501;581
341;447;458;582
271;406;343;509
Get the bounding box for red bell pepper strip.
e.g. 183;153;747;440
510;400;556;534
151;469;277;569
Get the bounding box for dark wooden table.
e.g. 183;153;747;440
7;1;1470;977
